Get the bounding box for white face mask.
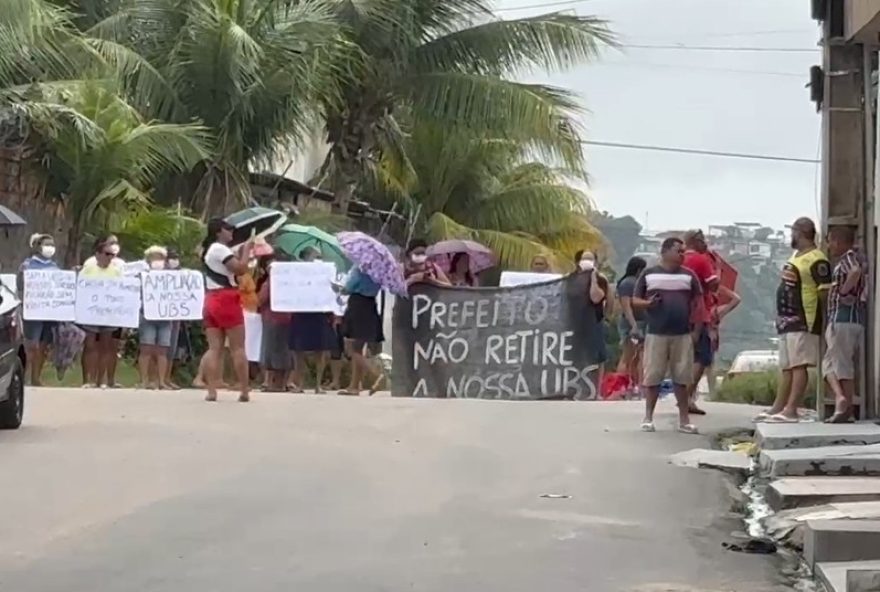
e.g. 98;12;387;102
579;259;595;271
167;259;180;270
109;244;120;256
248;259;257;270
411;254;427;265
149;260;165;270
40;245;56;259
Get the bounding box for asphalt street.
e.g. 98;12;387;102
0;389;789;592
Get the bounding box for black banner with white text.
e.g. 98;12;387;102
391;273;603;400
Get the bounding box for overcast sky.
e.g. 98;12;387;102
497;0;821;232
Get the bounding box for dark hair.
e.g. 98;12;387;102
166;248;179;259
574;249;597;265
299;246;320;260
93;234;115;254
661;237;683;253
794;216;817;241
406;238;428;255
203;217;232;250
450;252;474;285
617;256;647;289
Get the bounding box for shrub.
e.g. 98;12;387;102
712;370;817;408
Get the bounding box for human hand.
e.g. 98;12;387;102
629;327;643;340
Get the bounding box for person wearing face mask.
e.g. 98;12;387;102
575;249;610;383
136;246;176;389
18;234;59;385
404;239;449;289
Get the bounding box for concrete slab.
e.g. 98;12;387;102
847;569;880;592
669;448;751;476
759;444;880;477
804;520;880;570
766;477;880;510
755;422;880;451
816;561;880;592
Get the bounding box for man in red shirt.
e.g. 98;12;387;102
682;230;720;415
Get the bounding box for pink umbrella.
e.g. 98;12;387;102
337;231;407;296
427;239;496;274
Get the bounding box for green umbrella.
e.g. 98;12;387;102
273;224;350;272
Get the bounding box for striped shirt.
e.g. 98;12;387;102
634;265;702;336
828;249;865;325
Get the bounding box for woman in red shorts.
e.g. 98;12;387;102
201;218;253;402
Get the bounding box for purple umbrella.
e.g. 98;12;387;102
427;239;496;274
337;231;407;296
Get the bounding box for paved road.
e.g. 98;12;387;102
0;389;788;592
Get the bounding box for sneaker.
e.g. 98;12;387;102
677;423;699;435
640;421;656;432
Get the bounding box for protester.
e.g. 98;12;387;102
633;237;703;434
80;236;125;388
823;226;864;423
201;218;253;402
448;252;478;287
338;262;383;396
137;246;175;389
81;233;126;387
681;229;719;415
163;249;182;389
575;249;610;381
324;315;346;391
288;247;334;393
758;217;831;422
615;256;648;393
18;233;58;385
256;252;292;392
404;239;449;287
530;254;551;273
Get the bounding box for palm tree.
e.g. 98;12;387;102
367;124;603;270
35;83;210;264
316;0;615;212
79;0;347;216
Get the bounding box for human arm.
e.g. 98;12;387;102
689;272;704;342
220;241;253;277
840;254;862;297
630;271;654;309
431;264;451;286
715;285;741;320
588;271;605;304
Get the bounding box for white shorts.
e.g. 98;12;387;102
822;323;862;380
778;332;819;370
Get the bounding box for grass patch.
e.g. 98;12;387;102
712;370;817;408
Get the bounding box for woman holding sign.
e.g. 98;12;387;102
80;237;124;388
288;247;334;393
136;246;175;389
201;218;253;403
18;233;58;385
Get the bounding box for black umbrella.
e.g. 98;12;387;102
224;207;286;248
0;205;26;226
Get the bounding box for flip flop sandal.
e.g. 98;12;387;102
640;421;656;432
825;412;855;424
677;424;700;435
766;414;799;423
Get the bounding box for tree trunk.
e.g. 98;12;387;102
66;218;82;268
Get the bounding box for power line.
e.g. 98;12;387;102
620;43;819;53
597;60;804;78
581;140;820;164
495;0;591;12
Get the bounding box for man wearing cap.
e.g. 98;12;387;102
758;217;831;422
681;229;718;415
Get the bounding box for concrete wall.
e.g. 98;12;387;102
847;0;880;42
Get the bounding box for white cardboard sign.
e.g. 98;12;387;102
499;271;562;287
142;270;205;321
23;269;77;321
270;261;337;312
0;274;17;294
74;275;142;328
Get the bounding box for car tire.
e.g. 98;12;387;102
0;357;24;430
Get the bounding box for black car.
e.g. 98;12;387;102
0;278;25;429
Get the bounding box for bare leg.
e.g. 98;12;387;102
82;334;99;386
226;326;250;402
137;344;152;387
643;385;660;423
673;383;692;427
98;335;117;387
341;340;363;395
107;337;121;386
781;366;809;419
292;352;307;393
314;352;328;393
155;349;169;389
25;343;43;386
203;329;225;401
768;370;792;415
327;359;343;390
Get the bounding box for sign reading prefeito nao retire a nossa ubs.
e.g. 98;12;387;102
392;273;603;400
